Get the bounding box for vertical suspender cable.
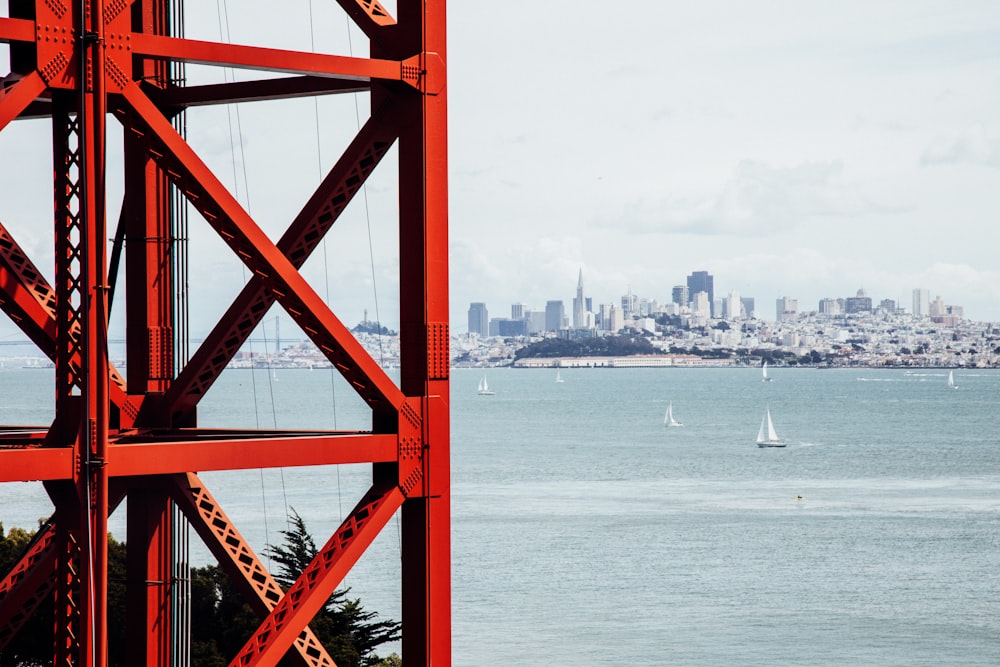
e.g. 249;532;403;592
170;2;192;665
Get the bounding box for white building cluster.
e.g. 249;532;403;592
458;270;987;368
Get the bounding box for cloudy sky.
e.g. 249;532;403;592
448;1;1000;326
2;1;1000;345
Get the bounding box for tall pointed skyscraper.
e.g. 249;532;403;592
573;268;586;329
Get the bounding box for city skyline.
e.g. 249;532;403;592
1;3;998;341
466;267;969;334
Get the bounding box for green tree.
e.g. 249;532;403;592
264;509;401;667
0;523;127;667
1;513;399;667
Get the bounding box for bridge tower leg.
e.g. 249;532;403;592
0;1;449;665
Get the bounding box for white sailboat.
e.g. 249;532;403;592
555;370;565;383
477;374;495;395
756;406;786;447
947;370;957;389
761;361;773;382
664;401;683;427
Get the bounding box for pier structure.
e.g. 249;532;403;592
0;1;449;665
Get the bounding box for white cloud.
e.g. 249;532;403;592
921;125;1000;168
598;160;886;237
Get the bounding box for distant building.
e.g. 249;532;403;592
723;289;742;321
687;271;714;317
818;298;843;315
621;290;637;318
912;288;930;317
527;310;546;334
692;291;711;318
572;269;586;329
776;296;797;322
741;297;755;320
468;302;488;335
511;303;525;320
608;305;624;333
845;288;872;314
490;318;528;337
672;285;689;309
878;299;899;314
545;300;565;332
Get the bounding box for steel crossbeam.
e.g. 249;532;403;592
0;1;449;665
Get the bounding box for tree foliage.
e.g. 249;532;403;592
513;334;660;360
0;511;399;667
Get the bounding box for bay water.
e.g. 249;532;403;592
2;366;999;665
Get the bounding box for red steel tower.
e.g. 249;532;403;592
0;1;450;665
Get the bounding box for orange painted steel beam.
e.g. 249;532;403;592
166;105;400;419
0;17;35;43
336;0;398;35
0;447;75;482
0;71;46;132
132;34;404;82
0;222;133;420
0;522;57;651
115;82;405;414
168;473;336;667
111;432;398;475
153;76;369;108
233;482;406;665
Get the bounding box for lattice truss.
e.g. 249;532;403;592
0;1;450;665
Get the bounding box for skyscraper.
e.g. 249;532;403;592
468;302;488;335
687;271;714;317
621;289;637;318
724;289;742;321
776;296;797;322
545;300;565;332
671;285;689;309
913;288;930;317
845;288;872;314
572;268;586;329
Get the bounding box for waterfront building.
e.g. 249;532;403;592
545;300;565;332
687;271;714;317
468;302;488;335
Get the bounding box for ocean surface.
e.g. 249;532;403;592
2;365;999;666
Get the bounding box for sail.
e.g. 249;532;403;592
757;407;781;444
766;409;780;442
665;402;682;427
